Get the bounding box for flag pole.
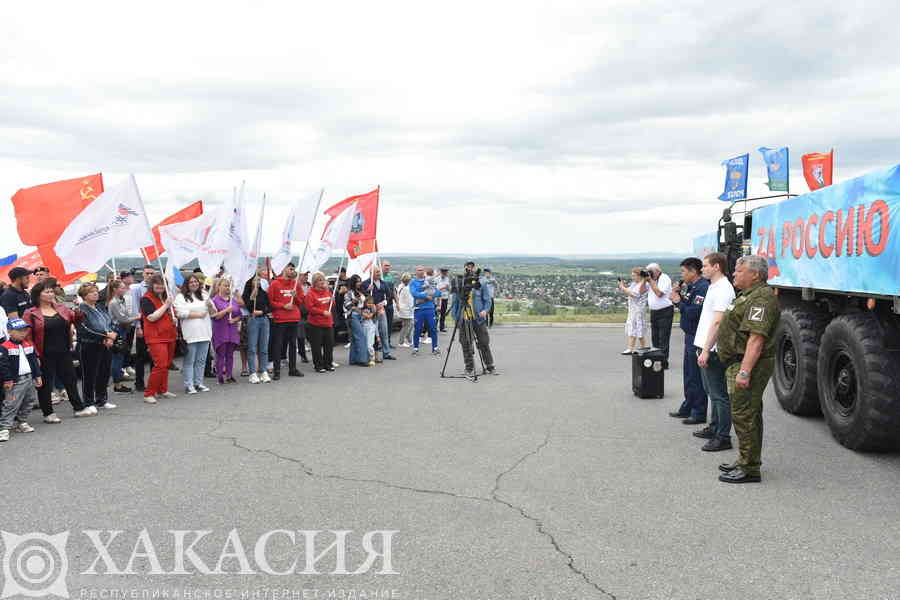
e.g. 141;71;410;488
133;174;175;315
292;188;325;294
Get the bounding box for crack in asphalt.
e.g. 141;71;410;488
205;419;616;599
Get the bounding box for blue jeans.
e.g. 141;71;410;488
183;341;210;389
677;334;707;420
348;312;369;365
699;350;731;440
376;312;393;357
110;325;129;383
413;307;438;350
247;316;270;373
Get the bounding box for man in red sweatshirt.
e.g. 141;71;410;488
267;263;304;380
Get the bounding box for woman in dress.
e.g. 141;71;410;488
210;278;241;384
618;268;649;354
174;275;213;394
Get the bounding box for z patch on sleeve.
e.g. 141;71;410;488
748;306;765;322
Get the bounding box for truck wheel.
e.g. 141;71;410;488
817;313;900;451
773;307;828;416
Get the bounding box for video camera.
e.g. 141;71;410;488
453;268;481;299
639;269;650;279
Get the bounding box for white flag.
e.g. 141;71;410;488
196;189;237;277
234;195;266;291
302;201;357;274
271;190;322;277
347;252;378;279
222;182;249;281
159;212;217;289
54;174;154;273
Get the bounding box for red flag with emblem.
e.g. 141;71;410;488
322;187;379;245
801;150;834;191
11;174;104;246
142;201;204;261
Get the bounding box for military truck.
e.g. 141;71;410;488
696;164;900;451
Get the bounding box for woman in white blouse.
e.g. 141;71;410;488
174;274;213;394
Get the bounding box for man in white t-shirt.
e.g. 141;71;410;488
645;263;674;367
692;252;737;452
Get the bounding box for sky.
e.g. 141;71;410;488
2;1;899;258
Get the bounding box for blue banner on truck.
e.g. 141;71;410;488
751;164;900;296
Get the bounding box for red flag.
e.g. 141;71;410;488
347;239;378;259
0;250;44;284
801;150;834;191
37;245;87;285
11;174;104;246
323;187;379;243
142;201;204;261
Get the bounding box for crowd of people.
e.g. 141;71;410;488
620;253;781;484
0;259;497;442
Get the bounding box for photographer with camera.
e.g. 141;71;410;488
450;261;496;376
644;262;674;368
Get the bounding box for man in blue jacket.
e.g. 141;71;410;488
668;257;709;424
409;265;440;355
450;262;496;375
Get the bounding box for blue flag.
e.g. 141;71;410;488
173;268;184;286
758;147;789;192
0;254;17;267
719;154;749;201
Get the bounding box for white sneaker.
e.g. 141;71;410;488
186;386;198;394
125;367;136;376
432;348;441;356
160;391;177;399
196;384;211;393
99;403;117;410
248;373;260;384
59;389;69;402
424;337;431;344
88;405;99;415
0;430;8;442
43;414;62;424
51;391;61;404
331;361;340;368
14;422;34;433
261;372;272;383
411;347;419;355
344;342;351;349
143;395;158;404
74;407;95;417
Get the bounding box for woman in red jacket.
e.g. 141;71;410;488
23;281;92;421
304;272;336;373
141;275;177;403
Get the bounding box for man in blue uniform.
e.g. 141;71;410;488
668;257;709;424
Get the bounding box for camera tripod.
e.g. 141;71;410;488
440;293;488;382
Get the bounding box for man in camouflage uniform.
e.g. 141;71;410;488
714;255;780;483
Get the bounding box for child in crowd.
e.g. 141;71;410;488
361;295;379;367
0;318;42;442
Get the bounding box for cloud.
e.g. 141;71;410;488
1;1;898;258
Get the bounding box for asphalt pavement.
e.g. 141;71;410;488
3;328;900;600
